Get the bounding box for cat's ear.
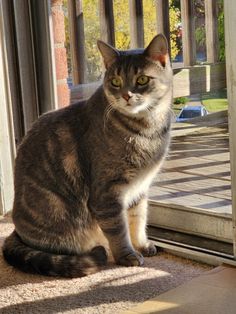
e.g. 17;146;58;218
144;34;169;67
97;40;119;69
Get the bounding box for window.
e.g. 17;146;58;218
66;0;234;263
1;0;236;266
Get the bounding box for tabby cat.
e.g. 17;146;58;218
3;34;173;277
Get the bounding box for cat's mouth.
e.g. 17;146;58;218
124;102;151;115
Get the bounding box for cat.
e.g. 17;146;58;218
3;34;173;278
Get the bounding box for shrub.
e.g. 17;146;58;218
174;97;189;105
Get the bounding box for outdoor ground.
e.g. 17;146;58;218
150;116;231;214
173;89;228;116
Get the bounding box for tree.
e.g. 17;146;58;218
114;0;130;49
194;0;225;62
83;0;102;81
64;0;181;82
114;0;181;60
169;0;181;60
218;0;225;61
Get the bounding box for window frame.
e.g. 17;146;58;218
0;1;16;215
1;0;236;265
224;0;236;258
0;0;57;215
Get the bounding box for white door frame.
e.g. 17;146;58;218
224;0;236;258
0;1;16;215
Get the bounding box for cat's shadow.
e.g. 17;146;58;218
0;217;207;313
0;244;207;314
0;253;167;289
0;272;172;314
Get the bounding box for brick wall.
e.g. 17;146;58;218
51;0;70;107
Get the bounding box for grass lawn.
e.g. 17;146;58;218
201;89;228;112
202;98;228;112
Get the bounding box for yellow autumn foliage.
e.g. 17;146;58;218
64;0;181;82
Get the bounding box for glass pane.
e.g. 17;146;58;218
148;1;231;243
63;0;231;244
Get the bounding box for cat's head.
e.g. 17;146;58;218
97;34;172;116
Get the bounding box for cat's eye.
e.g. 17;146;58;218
111;77;122;88
136;75;150;86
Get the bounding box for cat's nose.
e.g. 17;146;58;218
122;94;131;101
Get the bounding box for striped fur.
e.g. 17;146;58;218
3;34;172;277
3;232;107;278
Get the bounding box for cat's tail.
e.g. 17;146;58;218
2;231;108;278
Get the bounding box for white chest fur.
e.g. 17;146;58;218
121;161;162;209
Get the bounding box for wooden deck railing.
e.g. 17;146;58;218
67;0;224;98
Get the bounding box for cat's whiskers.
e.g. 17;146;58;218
103;104;114;131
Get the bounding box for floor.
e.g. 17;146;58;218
149;117;231;216
0;216;210;314
123;264;236;314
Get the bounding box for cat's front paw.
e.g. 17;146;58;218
139;242;157;257
117;251;144;267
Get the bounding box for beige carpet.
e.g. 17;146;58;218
0;216;211;314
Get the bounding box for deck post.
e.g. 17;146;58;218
205;0;219;63
99;0;115;46
68;0;86;84
180;0;196;66
156;0;171;57
224;0;236;258
129;0;144;48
